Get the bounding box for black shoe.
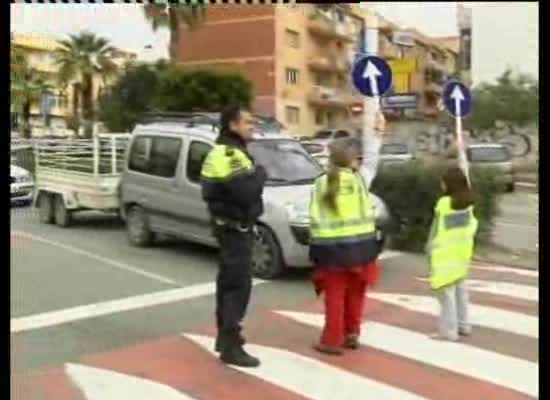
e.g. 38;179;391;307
220;345;260;368
215;333;246;353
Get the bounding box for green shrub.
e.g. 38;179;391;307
371;161;502;252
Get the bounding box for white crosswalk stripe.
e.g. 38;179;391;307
185;334;427;400
472;265;538;278
415;277;538;301
278;311;539;398
369;292;539;338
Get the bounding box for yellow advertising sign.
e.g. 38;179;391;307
393;73;410;93
389;57;417;74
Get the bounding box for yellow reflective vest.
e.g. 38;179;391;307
201;144;254;181
428;196;478;290
309;168;376;245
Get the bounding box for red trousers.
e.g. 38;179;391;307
312;261;379;347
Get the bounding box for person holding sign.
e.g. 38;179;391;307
309;111;386;355
425;167;478;341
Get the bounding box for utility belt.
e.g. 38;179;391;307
213;218;255;233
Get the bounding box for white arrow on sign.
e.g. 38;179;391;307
363;60;382;97
450;85;465;116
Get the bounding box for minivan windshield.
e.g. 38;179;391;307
249;140;322;185
467;146;511;162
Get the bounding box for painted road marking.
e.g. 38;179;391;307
369;292;538;338
184;334;427;400
280;311;538;398
66;363;198;400
11;230;178;286
11;280;266;333
473;265;538;278
415;278;538;302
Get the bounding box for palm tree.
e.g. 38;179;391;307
54;32;118;137
11;48;52;137
143;4;207;61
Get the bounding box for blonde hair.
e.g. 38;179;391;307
323;139;357;212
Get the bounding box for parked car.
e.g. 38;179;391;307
380;143;414;165
120;115;392;279
11;164;34;206
313;129;353;142
466;143;514;191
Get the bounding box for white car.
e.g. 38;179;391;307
11;165;34;205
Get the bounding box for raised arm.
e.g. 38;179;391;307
358;111;386;190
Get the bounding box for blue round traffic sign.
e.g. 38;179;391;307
352;56;392;97
442;80;472;117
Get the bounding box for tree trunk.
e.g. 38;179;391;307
82;74;94;138
168;8;181;61
22;100;32;139
72;83;80;118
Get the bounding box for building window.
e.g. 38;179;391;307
286;68;300;85
285;106;300;125
285;29;300;49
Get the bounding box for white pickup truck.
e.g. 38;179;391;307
33;134;130;227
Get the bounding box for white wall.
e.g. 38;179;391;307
471;3;538;86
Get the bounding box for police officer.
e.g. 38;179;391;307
200;105;267;367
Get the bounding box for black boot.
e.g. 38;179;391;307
215;332;246;353
220;344;260;368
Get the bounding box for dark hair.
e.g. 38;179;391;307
442;166;475;210
323;139;358;212
220;104;249;134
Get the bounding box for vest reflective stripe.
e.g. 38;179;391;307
429;196;478;290
309;169;375;243
201;145;253;181
310;232;377;245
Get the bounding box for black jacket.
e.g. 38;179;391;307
201;131;267;225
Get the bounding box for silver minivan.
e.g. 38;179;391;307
120;117;391;279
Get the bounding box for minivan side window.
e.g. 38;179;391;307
187;141;212;183
129;136;182;178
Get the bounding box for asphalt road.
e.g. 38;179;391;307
493;192;538;253
10;200;538;400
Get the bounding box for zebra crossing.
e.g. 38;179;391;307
12;264;538;400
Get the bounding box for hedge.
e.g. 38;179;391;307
371;161;503;252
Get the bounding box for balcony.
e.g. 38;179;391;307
308;55;348;74
379;40;400;60
307;13;356;43
307;85;360;109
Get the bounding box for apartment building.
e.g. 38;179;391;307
11;32;136;130
176;4;366;135
378;17;459;120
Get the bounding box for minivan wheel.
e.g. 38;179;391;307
126;206;153;247
251;225;285;279
38;193;54;224
54;195;72;227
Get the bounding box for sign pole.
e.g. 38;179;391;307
364;11;380;136
444;81;472;187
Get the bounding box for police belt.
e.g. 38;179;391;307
213;218;252;232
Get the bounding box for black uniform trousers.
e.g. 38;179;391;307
214;225;253;341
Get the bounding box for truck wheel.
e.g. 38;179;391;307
126;206;153;247
54;195;72;227
38;193;54;224
251;225;285;280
